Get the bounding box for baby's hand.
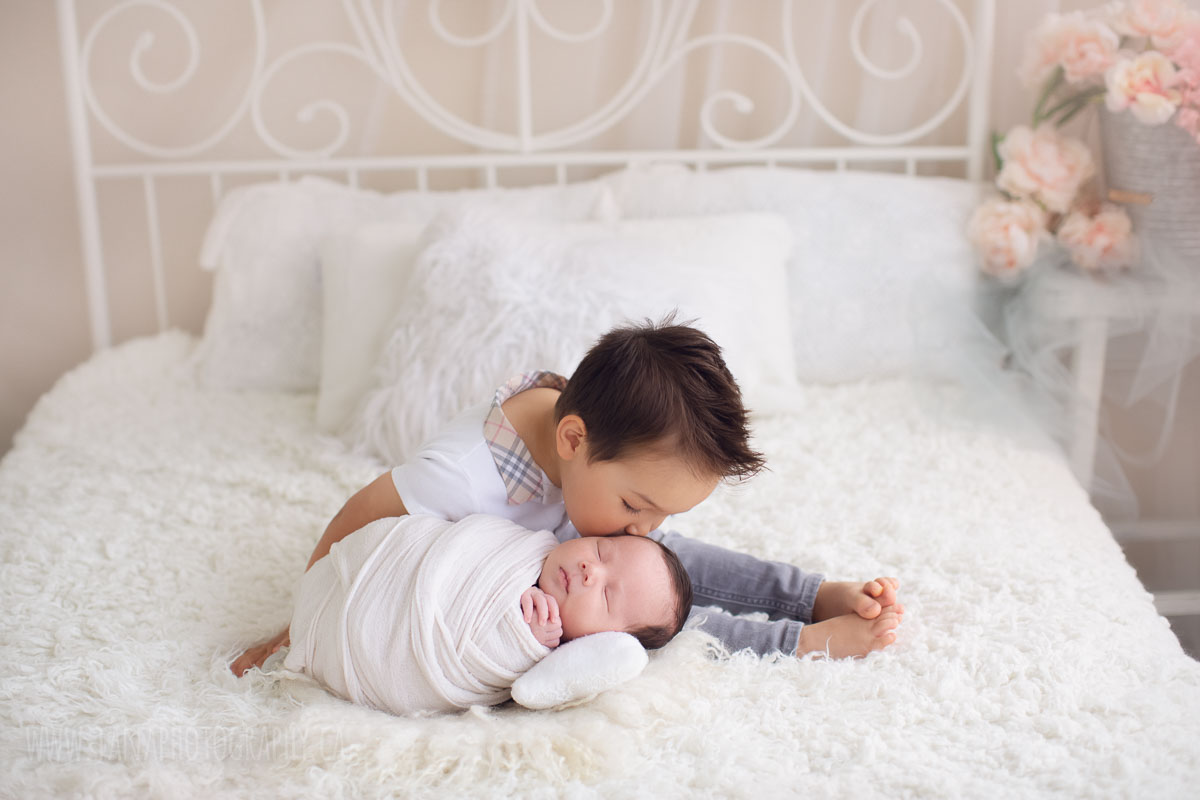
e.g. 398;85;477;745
520;587;562;648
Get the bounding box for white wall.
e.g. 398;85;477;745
2;2;91;453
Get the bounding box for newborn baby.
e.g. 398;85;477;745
283;514;691;716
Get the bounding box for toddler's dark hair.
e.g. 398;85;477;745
555;315;766;482
609;534;693;650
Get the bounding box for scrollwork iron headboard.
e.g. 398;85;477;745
57;0;996;351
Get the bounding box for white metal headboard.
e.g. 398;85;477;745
58;0;996;352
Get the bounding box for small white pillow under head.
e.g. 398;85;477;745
316;223;426;433
510;631;649;710
345;210;795;465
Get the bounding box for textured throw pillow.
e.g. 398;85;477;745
316;222;427;433
344;210;796;465
193;176;615;391
600;164;987;382
510;631;648;710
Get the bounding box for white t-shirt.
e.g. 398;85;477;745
390;402;579;541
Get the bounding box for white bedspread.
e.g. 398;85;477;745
2;332;1198;798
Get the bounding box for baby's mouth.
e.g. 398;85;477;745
560;567;569;592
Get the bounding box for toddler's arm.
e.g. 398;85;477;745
305;472;408;570
231;471;408;677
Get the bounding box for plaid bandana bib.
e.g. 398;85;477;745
483;371;568;505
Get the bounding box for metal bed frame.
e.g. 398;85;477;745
57;0;997;351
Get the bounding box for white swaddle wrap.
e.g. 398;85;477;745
284;514;557;715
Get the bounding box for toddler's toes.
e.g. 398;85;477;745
872;609;900;637
872;578;899;608
854;593;883;619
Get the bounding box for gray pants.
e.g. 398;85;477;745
652;530;823;656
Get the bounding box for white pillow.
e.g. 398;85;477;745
194;176;615;391
345;209;796;465
600;164;988;382
510;631;648;710
316;223;427;433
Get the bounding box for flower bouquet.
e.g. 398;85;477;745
970;0;1200;280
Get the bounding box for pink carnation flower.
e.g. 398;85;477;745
1056;204;1136;271
1166;13;1200;71
1020;11;1120;86
996;125;1095;214
1112;0;1199;49
1165;15;1200;141
1106;51;1184;125
968;198;1048;278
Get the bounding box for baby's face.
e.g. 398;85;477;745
537;534;673;641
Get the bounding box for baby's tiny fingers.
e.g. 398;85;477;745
520;590;534;623
544;593;560;625
532;592;550;624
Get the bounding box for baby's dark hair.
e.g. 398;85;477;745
609;534;693;650
555;315;766;482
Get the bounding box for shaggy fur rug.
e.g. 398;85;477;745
2;333;1198;799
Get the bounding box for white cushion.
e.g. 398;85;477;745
600;164;988;382
193;176;615;392
316;223;426;433
344;209;796;465
510;631;648;710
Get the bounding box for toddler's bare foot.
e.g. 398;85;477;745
231;627;289;677
795;608;900;659
813;577;904;622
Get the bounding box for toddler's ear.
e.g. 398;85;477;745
554;414;587;460
511;631;647;710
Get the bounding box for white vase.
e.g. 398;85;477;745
1099;108;1200;268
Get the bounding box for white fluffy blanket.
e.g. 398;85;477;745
285;514;554;715
2;333;1199;798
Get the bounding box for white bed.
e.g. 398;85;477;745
4;1;1200;797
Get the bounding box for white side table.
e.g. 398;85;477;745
1019;266;1200;618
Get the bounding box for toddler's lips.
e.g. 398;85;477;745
560;567;569;592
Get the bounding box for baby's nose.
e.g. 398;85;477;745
579;560;601;584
